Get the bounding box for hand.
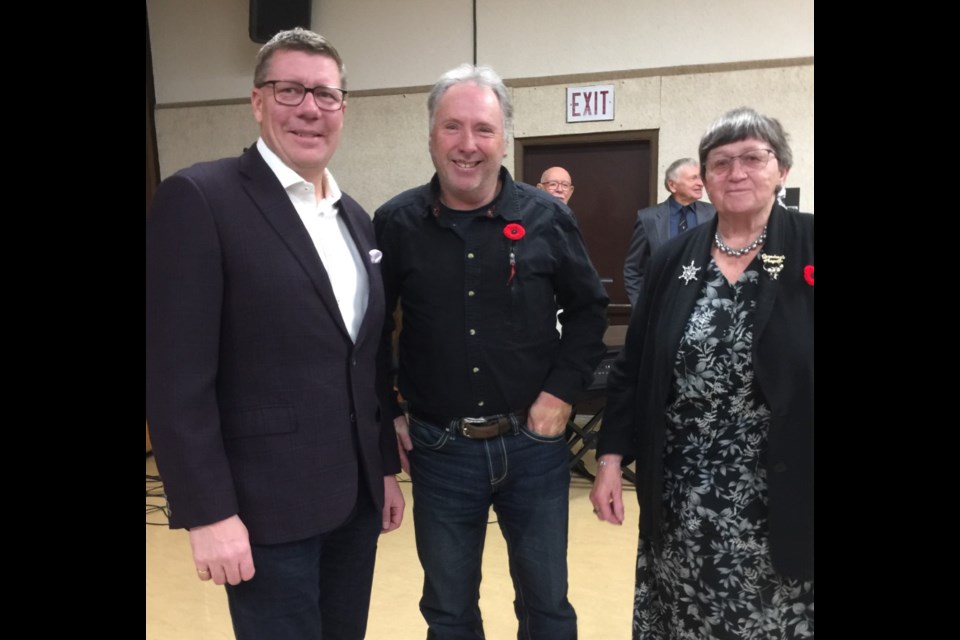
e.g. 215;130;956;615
381;475;405;533
589;455;625;525
526;391;572;438
394;415;413;474
188;514;256;585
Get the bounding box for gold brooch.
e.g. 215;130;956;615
760;253;785;280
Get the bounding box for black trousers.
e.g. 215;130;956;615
225;491;382;640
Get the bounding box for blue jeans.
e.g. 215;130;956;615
224;492;382;640
408;414;577;640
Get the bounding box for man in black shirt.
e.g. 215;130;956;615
374;64;608;640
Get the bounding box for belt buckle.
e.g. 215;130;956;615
460;416;491;438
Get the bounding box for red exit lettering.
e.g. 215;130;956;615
570;90;610;116
570;92;582;116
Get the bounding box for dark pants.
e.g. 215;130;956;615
408;414;577;640
225;492;382;640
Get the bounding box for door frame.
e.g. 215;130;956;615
514;129;660;207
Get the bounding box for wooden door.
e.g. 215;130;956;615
516;132;657;326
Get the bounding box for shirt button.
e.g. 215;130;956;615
469;329;476;336
772;462;788;473
472;367;479;373
477;401;485;407
468;290;475;297
467;252;475;259
351;359;357;367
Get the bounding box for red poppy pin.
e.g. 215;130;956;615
503;223;526;240
503;223;526;285
803;265;814;286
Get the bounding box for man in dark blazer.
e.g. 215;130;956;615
623;158;716;306
146;28;403;639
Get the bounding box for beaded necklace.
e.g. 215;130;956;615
714;226;767;257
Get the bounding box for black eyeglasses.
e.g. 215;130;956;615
258;80;347;111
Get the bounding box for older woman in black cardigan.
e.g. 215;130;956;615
591;107;813;639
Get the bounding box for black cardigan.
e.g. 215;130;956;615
598;204;814;581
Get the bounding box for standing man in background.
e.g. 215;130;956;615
623;157;716;306
146;28;403;639
538;166;575;205
374;64;608;640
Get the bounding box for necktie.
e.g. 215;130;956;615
678;206;690;233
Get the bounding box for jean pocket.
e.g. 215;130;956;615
408;415;451;450
519;424;566;444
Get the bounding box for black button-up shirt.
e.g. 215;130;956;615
374;167;609;423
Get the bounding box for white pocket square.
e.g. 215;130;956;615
368;249;383;264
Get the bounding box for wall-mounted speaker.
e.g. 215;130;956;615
249;0;312;44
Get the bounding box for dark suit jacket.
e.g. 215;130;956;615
600;204;814;580
623;199;716;306
146;145;400;545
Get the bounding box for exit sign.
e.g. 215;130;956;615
566;84;614;122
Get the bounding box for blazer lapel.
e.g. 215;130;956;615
239;147;352;340
642;220;714;392
338;197;384;348
663;221;715;354
753;205;786;342
695;202;714;225
653;201;672;249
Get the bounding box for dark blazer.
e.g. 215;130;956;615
623;199;716;306
599;204;814;580
146;145;399;545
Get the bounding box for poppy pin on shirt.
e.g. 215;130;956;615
503;224;526;285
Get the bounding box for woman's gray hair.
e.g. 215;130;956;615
428;64;513;141
698;107;792;174
254;28;347;90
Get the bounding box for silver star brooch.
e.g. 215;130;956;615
679;260;700;285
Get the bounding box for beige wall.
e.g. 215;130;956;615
148;0;813;97
317;0;474;91
148;0;814;212
148;0;262;104
477;0;813;78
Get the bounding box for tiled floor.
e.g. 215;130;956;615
147;453;639;639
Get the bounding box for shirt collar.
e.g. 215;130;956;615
669;197;696;215
256;138;342;216
425;166;521;222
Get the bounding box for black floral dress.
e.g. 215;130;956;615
633;257;814;639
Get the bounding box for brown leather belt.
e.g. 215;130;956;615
412;410;528;440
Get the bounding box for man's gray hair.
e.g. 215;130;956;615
663;158;699;191
254;28;347;90
698;107;792;175
427;64;513;141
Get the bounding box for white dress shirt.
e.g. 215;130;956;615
257;139;368;342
